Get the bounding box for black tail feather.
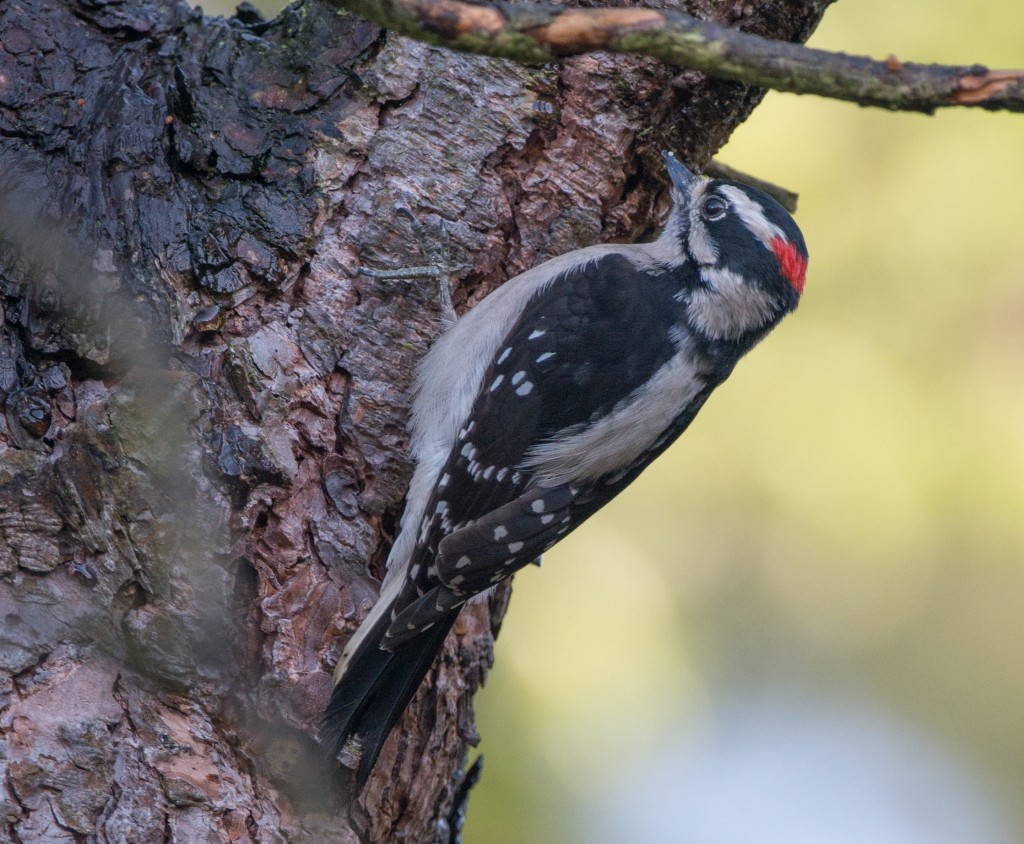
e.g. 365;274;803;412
321;610;459;787
320;613;394;761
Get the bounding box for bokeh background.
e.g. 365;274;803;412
203;1;1024;839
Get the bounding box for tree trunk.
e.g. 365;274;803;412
0;0;829;840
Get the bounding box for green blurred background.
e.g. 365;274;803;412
201;1;1024;839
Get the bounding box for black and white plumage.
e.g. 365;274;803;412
322;152;809;784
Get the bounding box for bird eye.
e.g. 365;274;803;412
701;196;728;221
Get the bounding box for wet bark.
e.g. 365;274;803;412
0;0;827;840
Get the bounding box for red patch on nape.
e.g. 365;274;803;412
770;236;808;295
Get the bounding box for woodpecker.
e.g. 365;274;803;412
323;152;808;784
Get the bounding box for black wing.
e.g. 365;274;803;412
385;253;698;640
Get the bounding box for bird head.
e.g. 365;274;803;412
661;151;808;342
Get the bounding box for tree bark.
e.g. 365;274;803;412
0;0;828;840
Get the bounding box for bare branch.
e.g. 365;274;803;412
327;0;1024;114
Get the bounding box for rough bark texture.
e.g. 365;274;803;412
0;0;827;841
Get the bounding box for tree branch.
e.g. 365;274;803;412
326;0;1024;114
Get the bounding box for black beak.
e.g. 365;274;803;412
662;151;700;197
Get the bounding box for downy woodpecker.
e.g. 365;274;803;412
323;152;808;784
